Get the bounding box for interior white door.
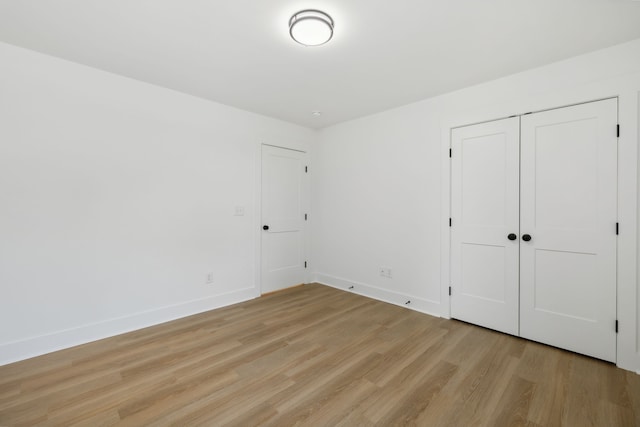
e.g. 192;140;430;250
261;145;308;294
451;117;520;335
520;99;617;362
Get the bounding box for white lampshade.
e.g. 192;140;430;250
289;10;334;46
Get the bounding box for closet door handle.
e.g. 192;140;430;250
522;234;532;242
507;233;517;241
263;225;269;231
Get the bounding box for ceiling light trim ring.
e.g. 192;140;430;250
289;9;334;46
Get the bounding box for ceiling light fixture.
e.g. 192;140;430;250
289;10;334;46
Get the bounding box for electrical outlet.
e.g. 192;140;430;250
380;267;392;278
206;272;214;284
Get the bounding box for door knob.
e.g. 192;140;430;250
263;225;269;230
522;234;532;242
507;233;517;241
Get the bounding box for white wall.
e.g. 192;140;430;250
312;100;444;315
0;42;315;365
312;38;640;372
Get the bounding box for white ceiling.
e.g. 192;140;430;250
1;1;640;129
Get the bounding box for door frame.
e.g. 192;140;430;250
256;143;311;295
441;89;638;371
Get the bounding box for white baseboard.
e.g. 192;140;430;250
313;273;441;318
0;287;258;366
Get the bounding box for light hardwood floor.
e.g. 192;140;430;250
1;284;639;426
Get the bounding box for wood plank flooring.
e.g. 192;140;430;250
1;283;639;426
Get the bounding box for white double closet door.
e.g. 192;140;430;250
451;98;618;362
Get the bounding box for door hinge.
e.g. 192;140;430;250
449;286;452;296
617;124;620;138
616;222;619;235
304;261;307;268
615;320;619;333
449;148;452;158
305;166;308;173
305;213;308;221
449;218;452;227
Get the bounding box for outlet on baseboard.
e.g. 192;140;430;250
380;267;392;278
206;272;214;284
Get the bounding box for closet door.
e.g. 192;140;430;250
451;117;520;335
520;99;617;362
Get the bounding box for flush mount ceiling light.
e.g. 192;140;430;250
289;10;334;46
